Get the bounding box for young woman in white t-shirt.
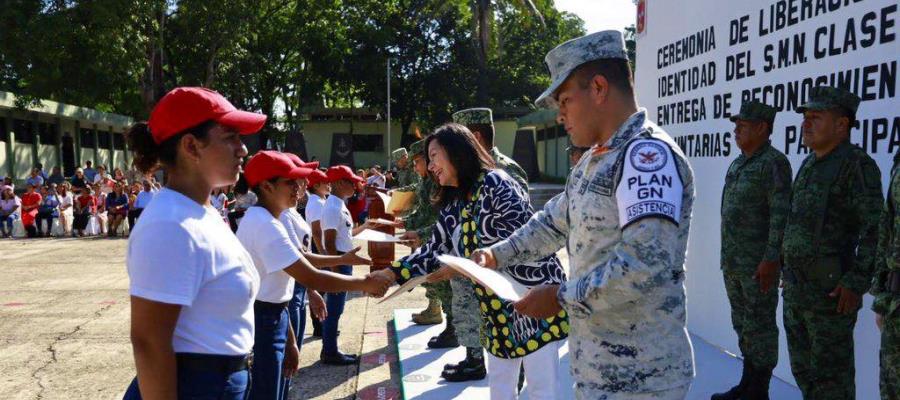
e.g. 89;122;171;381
122;87;269;400
304;169;330;253
237;151;390;400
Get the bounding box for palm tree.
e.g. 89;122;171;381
471;0;544;103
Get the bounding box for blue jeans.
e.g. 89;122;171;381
321;265;352;356
122;357;251;400
288;283;307;347
250;304;290;400
0;214;16;235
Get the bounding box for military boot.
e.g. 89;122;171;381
412;299;443;325
741;365;772;400
711;359;752;400
442;348;486;382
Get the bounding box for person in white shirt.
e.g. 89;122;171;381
129;180;156;229
237;151;389;399
123;87;268;400
302;168;330;337
320;165;379;364
56;182;74;236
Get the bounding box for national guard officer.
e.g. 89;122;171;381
714;101;791;400
452;108;530;192
871;147;900;400
391;148;419;191
782;85;882;400
473;30;696;399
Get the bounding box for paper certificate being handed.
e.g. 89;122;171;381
437;255;528;302
386;191;415;215
378;275;428;304
354;229;404;243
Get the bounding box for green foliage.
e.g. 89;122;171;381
0;0;596;147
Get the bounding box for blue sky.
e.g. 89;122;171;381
555;0;637;33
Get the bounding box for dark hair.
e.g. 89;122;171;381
126;120;217;174
234;174;250;195
468;123;495;148
425;123;495;208
573;58;634;98
252;176;282;206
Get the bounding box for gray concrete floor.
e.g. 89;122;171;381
0;235;424;400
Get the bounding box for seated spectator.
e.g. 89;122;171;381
2;176;13;191
26;168;45;188
83;160;97;182
113;167;126;183
210;187;228;219
106;182;128;237
20;184;42;238
57;182;74;236
73;186;96;237
35;163;49;180
37;184;60;237
227;176;257;232
70;168;88;193
93;183;108;235
47;166;65;186
129;180;154;229
0;186;20;238
93;165;114;194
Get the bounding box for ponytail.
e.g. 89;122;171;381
126;120;216;174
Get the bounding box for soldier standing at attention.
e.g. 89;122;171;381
452;108;529;192
872;148;900;400
472;30;696;399
781;86;882;400
713;101;791;400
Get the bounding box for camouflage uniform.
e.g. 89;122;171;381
391;148;420;193
490;31;696;399
720;102;791;373
452;108;530;193
782;86;882;400
871;151;900;400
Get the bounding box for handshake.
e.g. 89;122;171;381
360;269;397;298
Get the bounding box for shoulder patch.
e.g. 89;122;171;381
616;139;684;229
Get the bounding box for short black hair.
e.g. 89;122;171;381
572;58;634;98
467;123;495;148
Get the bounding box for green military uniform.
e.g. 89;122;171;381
718;101;791;399
392;148;419;193
782;86;883;400
452;108;530;193
872;151;900;399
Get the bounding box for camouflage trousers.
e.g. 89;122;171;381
423;280;453;322
723;267;779;370
783;283;858;400
586;385;690;400
882;312;900;400
450;276;481;348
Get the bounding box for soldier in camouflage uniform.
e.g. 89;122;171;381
402;139;456;342
714;101;791;400
782;86;882;400
452;108;530;193
871;151;900;400
391;148;419;192
474;30;696;399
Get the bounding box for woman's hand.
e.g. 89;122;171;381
470;249;497;270
426;265;458;283
309;291;327;321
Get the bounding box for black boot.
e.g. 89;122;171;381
741;365;772;400
428;324;459;349
711;359;752;400
442;348;486;382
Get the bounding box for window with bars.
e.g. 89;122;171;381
14;119;34;144
79;128;95;147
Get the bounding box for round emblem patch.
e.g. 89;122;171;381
629;141;668;172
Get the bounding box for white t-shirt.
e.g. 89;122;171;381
127;188;259;356
237;207;303;303
322;195;354;253
280;208;312;253
305;194;326;247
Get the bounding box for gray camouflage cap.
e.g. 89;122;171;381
796;86;861;115
452;108;493;126
391;148;408;162
730;101;777;124
409;138;426;157
536;30;628;108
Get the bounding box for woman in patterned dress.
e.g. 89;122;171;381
374;123;569;399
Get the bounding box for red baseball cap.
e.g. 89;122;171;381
306;169;328;186
244;151;313;187
326;165;365;184
284;153;320;170
148;87;267;144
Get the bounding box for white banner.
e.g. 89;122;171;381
635;0;899;397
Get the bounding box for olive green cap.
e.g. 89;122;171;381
452;108;493;126
796;86;861;115
729;101;777;124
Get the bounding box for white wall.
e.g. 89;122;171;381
635;1;898;397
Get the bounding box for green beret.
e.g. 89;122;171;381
409;138;426;158
797;86;861;115
730;101;777;124
391;148;408;162
452;108;493;126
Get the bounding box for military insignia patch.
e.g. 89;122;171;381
616;139;683;229
629;141;668;172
